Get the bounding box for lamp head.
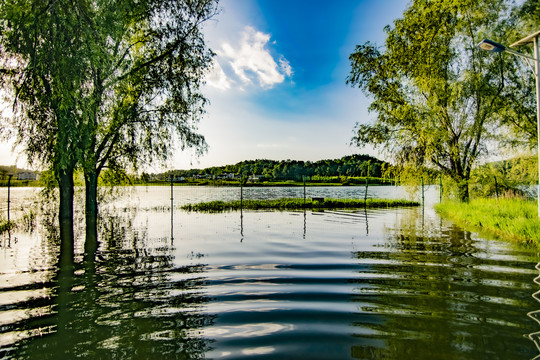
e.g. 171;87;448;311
478;39;506;53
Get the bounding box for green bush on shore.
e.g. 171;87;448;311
0;220;15;234
181;198;419;212
435;198;540;245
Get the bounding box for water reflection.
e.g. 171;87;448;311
350;208;538;359
1;209;213;360
0;230;13;248
303;209;307;239
240;207;244;242
528;262;540;359
171;181;175;245
2;187;540;359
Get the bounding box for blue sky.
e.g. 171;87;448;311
0;0;410;170
174;0;410;170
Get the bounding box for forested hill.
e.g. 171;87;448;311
165;154;389;181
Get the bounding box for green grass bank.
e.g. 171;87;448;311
181;197;419;212
435;198;540;245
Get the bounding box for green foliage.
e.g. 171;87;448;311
436;198;540;245
388;164;441;198
0;166;17;178
347;0;515;201
0;0;91;177
470;155;538;198
1;0;217;225
496;0;540;147
99;169;132;187
73;0;217;179
0;220;15;234
163;154;390;182
182;198;420;212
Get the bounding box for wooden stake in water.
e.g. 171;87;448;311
364;164;370;202
170;175;174;243
170;175;174;205
7;174;12;223
421;176;425;206
240;182;244;240
303;176;306;207
439;175;442;203
364;177;368;202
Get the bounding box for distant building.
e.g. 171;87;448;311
17;172;39;181
215;173;236;180
193;174;210;180
248;174;263;182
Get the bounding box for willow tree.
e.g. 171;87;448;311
1;0;216;248
496;0;540;148
1;0;90;255
347;0;511;201
75;0;216;239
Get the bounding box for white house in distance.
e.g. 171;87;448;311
215;173;236;180
17;171;39;181
248;174;264;182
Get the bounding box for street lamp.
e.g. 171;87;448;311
478;38;506;52
478;30;540;217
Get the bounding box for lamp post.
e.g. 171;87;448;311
478;30;540;217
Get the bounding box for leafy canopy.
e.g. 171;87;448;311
347;0;513;200
0;0;217;177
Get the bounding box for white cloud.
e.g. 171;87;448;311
278;56;293;78
210;26;292;90
206;59;231;90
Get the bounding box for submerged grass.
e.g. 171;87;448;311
0;220;15;234
435;198;540;245
181;197;419;212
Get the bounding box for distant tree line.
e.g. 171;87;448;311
0;166;21;178
155;155;390;182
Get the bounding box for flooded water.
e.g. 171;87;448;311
1;186;539;359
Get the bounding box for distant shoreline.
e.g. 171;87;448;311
0;178;397;188
137;177;395;187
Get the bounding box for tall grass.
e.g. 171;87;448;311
435;198;540;245
182;198;419;212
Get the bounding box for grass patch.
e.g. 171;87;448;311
0;220;15;234
181;197;419;212
435;198;540;245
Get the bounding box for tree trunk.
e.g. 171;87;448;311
55;251;75;358
84;170;99;260
457;179;470;202
58;167;75;269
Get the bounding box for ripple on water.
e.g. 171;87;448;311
1;190;539;359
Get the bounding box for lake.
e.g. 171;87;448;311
1;186;539;359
